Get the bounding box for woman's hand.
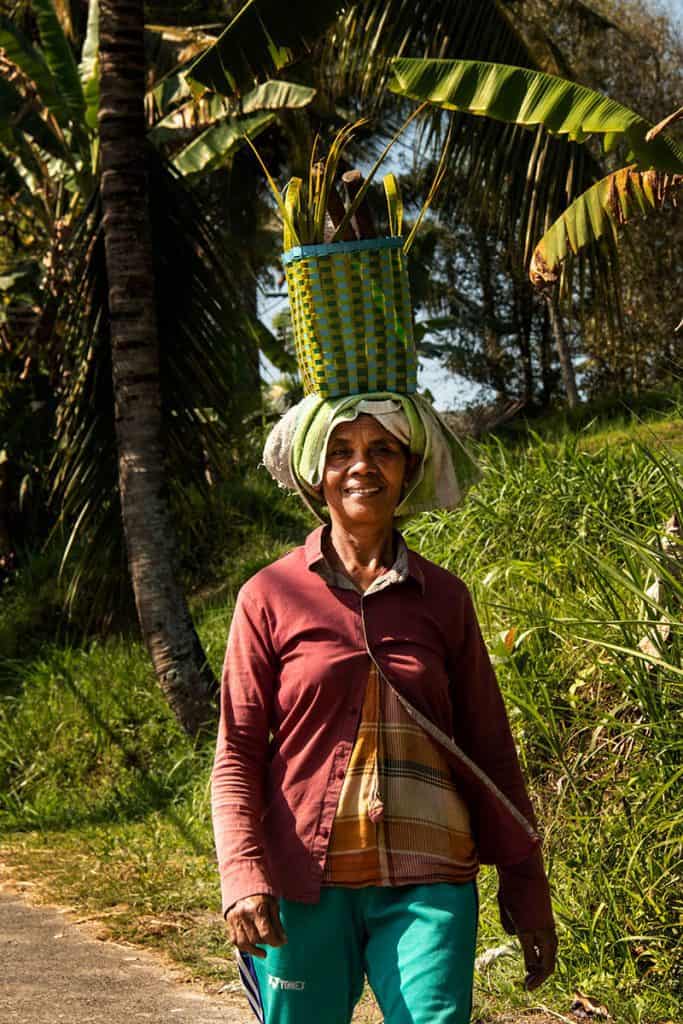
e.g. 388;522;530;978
518;927;558;990
226;893;287;959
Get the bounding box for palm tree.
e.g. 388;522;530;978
97;0;219;735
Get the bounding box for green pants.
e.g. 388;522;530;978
237;882;478;1024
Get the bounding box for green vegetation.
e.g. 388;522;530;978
1;410;680;1023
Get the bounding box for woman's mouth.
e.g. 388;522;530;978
344;486;382;497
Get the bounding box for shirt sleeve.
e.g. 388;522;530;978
211;588;277;916
449;584;555;933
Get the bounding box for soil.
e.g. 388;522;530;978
0;885;249;1024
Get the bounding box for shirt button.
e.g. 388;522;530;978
320;827;329;838
337;769;345;780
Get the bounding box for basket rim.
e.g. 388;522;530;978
282;235;404;266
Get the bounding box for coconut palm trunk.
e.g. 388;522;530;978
98;0;217;736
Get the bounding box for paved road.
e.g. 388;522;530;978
0;890;249;1024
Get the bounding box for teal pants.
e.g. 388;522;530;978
237;882;478;1024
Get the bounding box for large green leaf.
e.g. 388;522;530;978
186;0;348;97
240;79;316;113
32;0;85;127
148;92;232;147
389;59;683;173
0;77;66;160
530;166;683;287
150;80;314;150
79;0;99;131
172;110;276;175
0;16;68;127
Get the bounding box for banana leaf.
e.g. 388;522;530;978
389;59;683;173
79;0;99;131
32;0;86;127
149;93;232;146
0;77;66;161
241;80;316;114
0;15;68;128
530;166;683;287
149;80;315;148
186;0;348;97
172;110;276;175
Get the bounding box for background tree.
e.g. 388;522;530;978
0;2;259;733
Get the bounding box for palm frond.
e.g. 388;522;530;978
321;0;532;111
187;0;349;97
51;153;258;623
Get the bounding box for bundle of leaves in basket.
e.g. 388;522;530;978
249;113;447;398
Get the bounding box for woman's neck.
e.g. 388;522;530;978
325;522;395;591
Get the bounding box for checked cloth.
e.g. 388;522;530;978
322;663;479;887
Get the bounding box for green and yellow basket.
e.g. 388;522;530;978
278;167;418;399
283;236;417;398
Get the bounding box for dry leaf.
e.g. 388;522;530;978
570;991;611;1019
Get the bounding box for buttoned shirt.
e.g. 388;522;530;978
212;526;554;932
310;537;478;888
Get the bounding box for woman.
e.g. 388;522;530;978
212;394;557;1024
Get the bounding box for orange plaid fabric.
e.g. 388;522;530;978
323;664;479;887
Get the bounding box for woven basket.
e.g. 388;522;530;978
283;237;417;398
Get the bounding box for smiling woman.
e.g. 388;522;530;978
211;161;557;1024
321;415;416;539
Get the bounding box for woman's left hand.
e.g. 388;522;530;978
518;927;558;990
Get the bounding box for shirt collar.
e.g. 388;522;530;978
304;525;425;595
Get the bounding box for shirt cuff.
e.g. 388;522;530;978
496;848;555;933
220;861;276;919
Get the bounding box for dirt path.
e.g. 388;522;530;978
0;889;250;1024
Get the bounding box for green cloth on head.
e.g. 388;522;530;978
262;391;480;522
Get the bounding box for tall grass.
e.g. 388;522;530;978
0;422;680;1021
405;431;682;1020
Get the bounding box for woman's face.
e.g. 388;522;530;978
320;415;415;530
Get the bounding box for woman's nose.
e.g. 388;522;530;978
348;450;375;473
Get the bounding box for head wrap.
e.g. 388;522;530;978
263;391;480;523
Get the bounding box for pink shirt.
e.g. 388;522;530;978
212;526;554;932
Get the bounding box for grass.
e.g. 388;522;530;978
0;409;681;1023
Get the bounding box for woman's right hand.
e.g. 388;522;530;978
225;893;287;958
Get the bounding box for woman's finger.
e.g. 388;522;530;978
266;900;287;945
252;899;285;947
240;912;262;948
232;917;261;955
